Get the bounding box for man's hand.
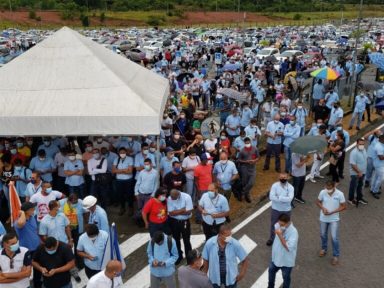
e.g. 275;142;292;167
152;260;158;267
202;210;209;216
236;273;245;282
41;267;48;275
357;172;363;178
322;208;330;215
45;269;56;277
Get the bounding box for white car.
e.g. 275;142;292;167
275;50;304;62
243;47;257;57
256;47;279;60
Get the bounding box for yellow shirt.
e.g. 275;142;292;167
17;146;31;158
63;202;78;227
180;94;190;109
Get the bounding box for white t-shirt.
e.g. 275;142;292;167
182;156;200;180
86;270;123;288
29;191;63;222
204;139;217;151
161;117;173;137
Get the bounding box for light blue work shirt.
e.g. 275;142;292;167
318;189;345;222
202;236;247;286
134;168;159;196
115;140;141;155
64;159;85;187
373;142;384;168
14;216;40;251
271;107;280;120
328;107;343;126
104;151;118;173
266;121;285;145
349;147;367;175
272;223;298;268
225;115;241;136
167;192;193;220
160;156;179;177
240;108;253;127
232;136;245;151
290;108;308;128
325;92;339;109
147;234;179;277
113;156;133;180
244;125;262;147
88;206;109;232
37;143;60;159
29;156;56;182
58;198;86;234
0;221;6;235
367;135;379;158
312;83;324;100
255;87;266;103
330;129;350;146
269;182;294;212
354;95;369;113
134;153;156;180
13;167;32;197
199;193;229;225
213;160;238;190
39;212;70;243
77;230;109;270
283;123;301;147
25;181;42;197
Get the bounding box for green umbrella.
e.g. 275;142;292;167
290;136;328;155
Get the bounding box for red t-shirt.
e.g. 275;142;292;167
194;163;213;191
142;198;167;224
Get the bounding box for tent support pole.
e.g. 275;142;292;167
156;135;160;186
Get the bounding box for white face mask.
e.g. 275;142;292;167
220;160;228;164
358;145;365;151
174;135;180;140
68;156;76;161
245;143;251;148
119;153;126;158
326;188;334;194
224;235;232;243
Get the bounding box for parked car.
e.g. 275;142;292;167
126;48;146;62
256;47;279;60
275;50;304;62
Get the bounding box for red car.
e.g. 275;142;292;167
302;52;323;67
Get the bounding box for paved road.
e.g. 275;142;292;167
74;122;384;288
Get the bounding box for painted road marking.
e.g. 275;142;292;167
251;267;283;288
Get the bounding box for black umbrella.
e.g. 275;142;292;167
357;81;382;91
290;136;328;155
176;72;194;82
163;39;172;47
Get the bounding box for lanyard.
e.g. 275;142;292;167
220;164;228;173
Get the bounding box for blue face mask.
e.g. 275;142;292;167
15;166;22;172
174;167;181;173
45;248;57;255
207;191;216;199
45;188;52;194
9;242;19;252
290;121;295;126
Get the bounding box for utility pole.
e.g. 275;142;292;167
238;0;241;27
348;0;364;107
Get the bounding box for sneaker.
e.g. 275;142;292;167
319;250;326;257
294;197;305;204
266;239;273;246
347;199;357;205
364;181;370;188
371;192;380;199
244;195;252;203
309;177;316;183
331;257;339;265
359;198;368;205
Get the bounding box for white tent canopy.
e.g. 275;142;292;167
0;27;169;136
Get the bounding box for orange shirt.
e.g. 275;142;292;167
143;198;167;224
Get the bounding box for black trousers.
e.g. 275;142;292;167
115;179;134;210
292;176;305;199
31;250;43;288
84;266;100;279
337;152;345;177
202;221;224;241
168;218;192;259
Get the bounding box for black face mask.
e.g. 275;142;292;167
280;179;287;184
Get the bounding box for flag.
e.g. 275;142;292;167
9;181;21;227
100;223;126;271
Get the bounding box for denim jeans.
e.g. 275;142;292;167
348;174;364;201
185;178;196;202
371;166;384;194
349;111;363;128
268;261;292;288
284;146;292;173
320;221;340;257
365;157;374;183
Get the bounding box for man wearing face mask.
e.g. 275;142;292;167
135;143;156;180
86;260;123;288
348;138;368;205
264;114;285;172
32;237;75;288
316;181;346;265
15;138;31;161
178;249;213;288
325;88;339;110
238;137;259;203
160;148;179;179
244;118;262;148
313;99;329;123
232;130;246;152
163;161;186;193
290;101;308;136
26;137;39;157
25;171;42;202
202;225;248;288
142;188;169;237
268;214;298;288
167;131;186;159
12;158;32;203
240;102;253;130
198;183;230;240
135;159;159;212
88;148;108;209
167;189;193;265
213;151;239;201
115;136;141;157
77;224;109;279
364;129;382;188
267;173;294;246
327;101;343;132
10;144;27;166
370;134;384;199
29;149;57;183
37;137;60;159
162;113;174;143
29;182;64;222
0;233;32;287
92;136;110;151
283;115;301;174
83;195;109;233
64;150;85;198
349;93;370;130
225;109;241;141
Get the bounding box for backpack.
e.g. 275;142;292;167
151;235;173;256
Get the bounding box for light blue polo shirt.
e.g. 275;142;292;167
113;156;134;180
244;125;262;147
213;160;238;190
77;230;109;270
202;236;247;286
354;95;369;113
318;189;345;222
290;108;308;128
283;123;301;147
39;212;70;243
269;182;294;212
232;136;245;151
255;87;265;103
312;84;324;100
104;151;118;173
325;92;339;109
367;135;379;158
115;140;141;155
240;108;253;127
167;192;193;220
160;156;179;177
64;159;85;187
29;156;57;182
88;206;109;232
328;107;343;126
13;167;32;197
198;193;229;225
272;223;298;268
225;115;241;136
134;153;156;179
37;144;60;159
373;142;384;168
134;169;159;196
25;181;42;197
349;147;367;175
266;121;285;145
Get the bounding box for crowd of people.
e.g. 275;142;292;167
0;26;384;288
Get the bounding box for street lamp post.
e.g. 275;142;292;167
348;0;364;107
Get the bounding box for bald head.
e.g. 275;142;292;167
105;260;123;279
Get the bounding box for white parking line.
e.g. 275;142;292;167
251;268;283;288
